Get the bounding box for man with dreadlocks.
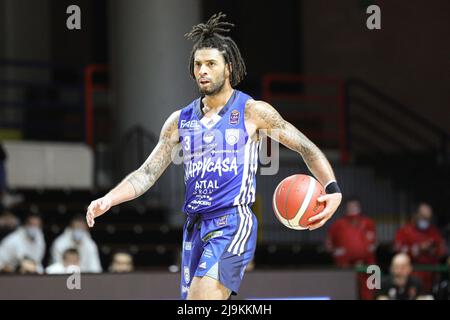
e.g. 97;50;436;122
86;13;342;300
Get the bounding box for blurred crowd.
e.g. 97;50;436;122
0;211;135;275
326;197;449;300
0;143;135;276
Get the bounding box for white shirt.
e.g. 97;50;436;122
0;227;46;271
46;262;80;274
50;228;102;273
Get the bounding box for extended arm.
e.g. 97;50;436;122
86;110;180;227
247;100;342;230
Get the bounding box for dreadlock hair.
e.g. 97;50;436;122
185;12;246;87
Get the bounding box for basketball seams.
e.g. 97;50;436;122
299;185;325;227
289;176;316;227
272;182;290;227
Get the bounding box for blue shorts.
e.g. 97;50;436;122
180;205;258;299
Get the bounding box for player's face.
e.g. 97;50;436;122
193;48;230;96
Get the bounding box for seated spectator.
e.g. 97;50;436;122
0;213;45;272
46;248;80;274
376;253;427;300
109;251;134;273
0;210;20;240
16;256;42;275
50;215;102;273
394;202;446;293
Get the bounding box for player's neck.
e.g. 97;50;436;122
203;84;234;111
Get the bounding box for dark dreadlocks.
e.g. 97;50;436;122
185;12;246;87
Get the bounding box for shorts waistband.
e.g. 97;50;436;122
186;206;250;221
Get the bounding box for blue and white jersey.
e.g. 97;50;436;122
178;90;260;216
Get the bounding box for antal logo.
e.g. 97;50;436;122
229;109;240;125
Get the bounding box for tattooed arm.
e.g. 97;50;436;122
86;110;180;227
246;100;342;230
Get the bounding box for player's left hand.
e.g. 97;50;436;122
307;193;342;230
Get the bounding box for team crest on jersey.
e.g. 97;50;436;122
225;129;239;146
229;109;240;125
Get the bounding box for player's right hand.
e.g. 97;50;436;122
86;195;112;228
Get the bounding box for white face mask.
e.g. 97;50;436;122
72;229;86;242
25;226;40;240
416;219;430;231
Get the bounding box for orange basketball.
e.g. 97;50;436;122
272;174;325;230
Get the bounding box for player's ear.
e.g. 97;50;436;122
226;63;232;78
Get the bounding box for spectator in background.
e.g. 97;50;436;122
46;248;80;274
50;215;102;273
109;251;134;273
376;253;425;300
0;210;20;240
326;196;376;299
0;213;45;272
17;256;42;275
394;202;446;293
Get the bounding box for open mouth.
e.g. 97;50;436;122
199;78;210;85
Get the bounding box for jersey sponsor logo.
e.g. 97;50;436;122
202;230;223;242
184;242;192;251
202;249;213;259
190;199;212;206
183;266;190;283
185;157;238;179
229;109;240;125
225;128;239;146
215;215;228;227
203;131;215;144
180;120;200;129
194;179;219;190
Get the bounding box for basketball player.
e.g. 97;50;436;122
86;13;342;300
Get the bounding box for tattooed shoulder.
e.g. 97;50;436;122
160;110;181;143
245;100;286;130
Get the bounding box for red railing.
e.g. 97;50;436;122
262;74;348;164
84;64;108;147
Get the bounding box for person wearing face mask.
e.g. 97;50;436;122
0;213;45;273
49;215;102;273
325;196;376;299
394;202;446;293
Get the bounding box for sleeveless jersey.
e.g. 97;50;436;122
177;90;260;215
